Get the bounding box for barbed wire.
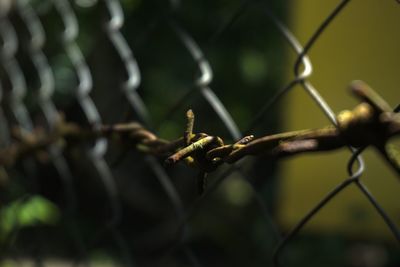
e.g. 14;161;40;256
15;1;89;262
0;3;44;264
101;0;194;264
1;80;399;170
50;0;135;265
0;0;399;266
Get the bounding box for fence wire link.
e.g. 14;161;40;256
51;0;137;265
16;1;89;262
0;0;399;266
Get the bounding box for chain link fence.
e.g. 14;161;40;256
0;0;399;266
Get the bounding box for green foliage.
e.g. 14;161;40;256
0;195;60;241
240;50;269;85
121;0;141;11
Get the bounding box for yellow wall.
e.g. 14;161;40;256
279;0;400;240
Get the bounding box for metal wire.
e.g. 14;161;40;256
101;1;198;264
0;17;33;131
15;1;89;262
0;0;399;266
0;4;43;264
104;0;150;125
52;0;133;265
169;20;242;141
267;1;400;265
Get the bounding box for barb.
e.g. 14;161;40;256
102;0;191;265
1;2;399;266
101;2;196;263
3;80;398;266
102;0;187;243
170;20;242;141
3;81;399;176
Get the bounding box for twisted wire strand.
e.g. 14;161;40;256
0;77;399;262
2;90;400;172
17;0;78;215
52;3;132;264
0;9;41;192
148;7;261;241
0;6;43;264
267;0;400;264
16;2;90;264
166;3;286;258
170;20;242;141
52;0;121;224
165;21;258;262
165;2;286;255
161;6;313;260
0;1;399;266
162;0;399;264
103;0;186;224
283;0;400;241
161;7;276;264
102;1;193;264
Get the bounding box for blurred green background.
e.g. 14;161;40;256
0;0;399;267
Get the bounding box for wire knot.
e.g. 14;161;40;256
165;114;224;172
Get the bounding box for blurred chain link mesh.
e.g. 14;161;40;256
0;0;399;266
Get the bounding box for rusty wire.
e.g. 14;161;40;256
1;81;400;172
50;0;136;265
14;1;88;262
0;0;399;266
